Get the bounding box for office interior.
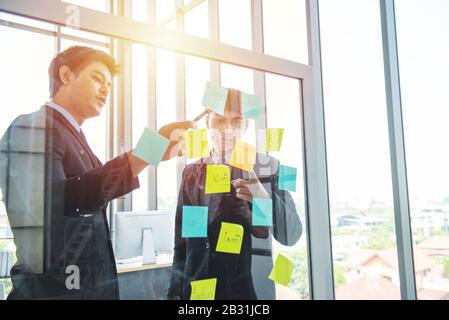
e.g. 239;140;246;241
0;0;448;300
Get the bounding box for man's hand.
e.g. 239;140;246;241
158;120;196;161
231;171;270;203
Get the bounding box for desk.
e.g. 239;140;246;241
116;256;172;300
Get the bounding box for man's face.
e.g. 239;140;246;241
207;109;248;156
66;61;112;120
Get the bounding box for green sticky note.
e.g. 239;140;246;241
265;128;284;152
182;206;208;238
268;254;294;287
132;127;170;167
242;92;263;120
252;198;273;226
184;128;209;159
216;222;244;254
278;165;297;192
205;165;231;194
190;278;217;300
202;81;229;115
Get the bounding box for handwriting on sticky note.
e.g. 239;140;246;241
268;254;294;287
202;81;229;115
184;128;209;159
230;139;257;172
278;164;297;192
252;198;273;227
190;278;217;300
205;165;231;194
265;128;284;152
242;92;263;120
216;222;244;254
132;127;170;167
182;206;208;238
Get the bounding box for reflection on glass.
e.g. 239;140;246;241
132;44;150;211
396;0;449;300
0;12;55;31
219;0;252;50
265;73;309;299
262;0;308;64
184;0;208;38
62;0;108;12
156;0;175;25
156;49;178;212
0;25;55;300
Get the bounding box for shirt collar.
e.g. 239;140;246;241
210;148;232;165
46;101;81;133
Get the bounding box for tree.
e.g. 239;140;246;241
363;222;395;250
443;259;449;279
333;265;346;288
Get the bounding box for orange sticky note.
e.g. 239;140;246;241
230;139;257;172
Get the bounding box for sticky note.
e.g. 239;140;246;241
216;222;244;254
265;128;284;152
230;139;257;172
132;127;170;167
182;206;208;238
184;128;209;159
242;92;263;120
202;81;229;115
205;165;231;194
268;254;294;286
252;198;273;226
278;165;297;192
190;278;217;300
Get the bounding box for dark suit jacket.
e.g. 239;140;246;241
0;105;139;299
168;154;302;300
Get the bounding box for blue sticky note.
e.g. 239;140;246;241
242;92;263;120
278;165;297;192
252;198;273;226
202;81;229;115
182;206;208;238
132;127;170;167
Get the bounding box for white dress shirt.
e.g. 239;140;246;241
46;101;81;133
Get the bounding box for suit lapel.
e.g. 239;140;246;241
44;106;99;168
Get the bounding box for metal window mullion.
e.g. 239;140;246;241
379;0;417;300
112;0;132;212
147;0;157;210
174;0;186;193
303;0;334;300
251;0;267;133
208;0;220;84
0;0;310;79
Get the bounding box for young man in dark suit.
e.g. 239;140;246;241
168;88;302;300
0;46;193;299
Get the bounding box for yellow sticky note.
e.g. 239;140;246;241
230;139;257;172
184;128;209;159
268;254;294;287
216;222;244;254
265;128;284;152
205;165;231;194
190;278;217;300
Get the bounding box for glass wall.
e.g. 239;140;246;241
319;0;401;299
4;0;448;301
396;0;449;300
